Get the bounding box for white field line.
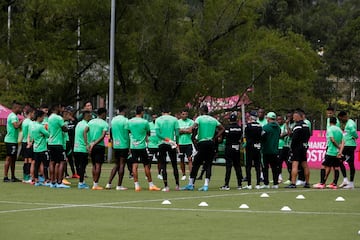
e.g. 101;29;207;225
0;189;358;215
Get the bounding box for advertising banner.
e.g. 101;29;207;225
306;130;360;170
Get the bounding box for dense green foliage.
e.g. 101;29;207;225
0;0;359;118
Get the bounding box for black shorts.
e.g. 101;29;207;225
33;151;49;164
147;148;159;160
279;147;290;162
291;148;307;162
74;152;89;164
21;142;33;159
131;149;149;165
179;144;193;159
114;149;129;161
91;145;105;164
5;143;18;157
322;155;340;167
48;145;66;163
342;146;356;163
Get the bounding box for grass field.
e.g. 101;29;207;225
0;162;359;240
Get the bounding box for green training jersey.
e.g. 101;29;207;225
88;118;108;147
195;115;220;142
343;119;358;147
304;119;312;134
74;119;89;153
326;125;343;156
155;114;179;144
257;118;267;127
21;118;32;143
178;118;194;145
326;117;340;130
111;115;130;149
48;113;65;146
148;122;160;149
128;117;149;149
30;121;49;152
278;123;287;149
4;112;20;143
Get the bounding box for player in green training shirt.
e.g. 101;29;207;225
128;106;160;192
74;110;92;189
338;111;358;189
178;109;194;180
155;108;180;191
106;105;130;190
148;113;162;180
3;101;23;182
313;117;344;189
182;105;225;191
84;108;108;190
21;106;35;183
48;104;69;188
30;110;50;186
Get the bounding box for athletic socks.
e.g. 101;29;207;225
320;169;325;184
333;169;339;185
204;178;210;186
189;178;194;185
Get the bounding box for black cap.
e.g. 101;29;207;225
250;110;257;117
229;114;237;122
65;105;74;112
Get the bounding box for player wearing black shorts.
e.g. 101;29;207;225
85;108;109;190
3;101;23;182
286;110;311;188
106;105;130;190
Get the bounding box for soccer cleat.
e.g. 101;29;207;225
62;179;71;185
237;186;242;190
260;185;270;189
23;179;33;184
303;183;310;188
313;183;325;189
243;185;252;190
296;180;305;186
339;180;349;188
43;182;51;187
328;184;338;190
283;180;291;185
198;185;208;191
38;176;45;183
180;184;194;191
34;182;44;187
219;185;230;191
92;185;104;190
285;184;297;188
271;185;279;189
105;183;112;190
78;183;90;189
11;177;22;182
57;183;71;189
343;182;354;189
116;186;128;190
50;183;57;188
326;183;336;188
3;177;10;182
255;185;261;190
162;187;170;192
72;174;80;179
175;185;180;191
181;175;187;181
157;174;163;180
149;185;161;191
135;186;141;192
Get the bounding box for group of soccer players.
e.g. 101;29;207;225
2;100;358;191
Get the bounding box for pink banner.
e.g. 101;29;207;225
305;130;360;170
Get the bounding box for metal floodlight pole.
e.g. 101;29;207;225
107;0;115;162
